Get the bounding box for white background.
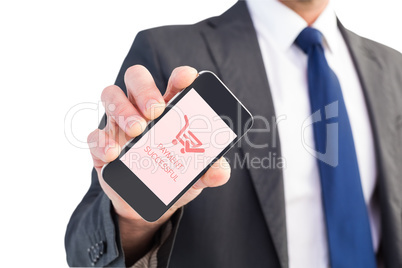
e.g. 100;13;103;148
0;0;401;266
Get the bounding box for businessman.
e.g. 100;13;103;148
65;0;402;267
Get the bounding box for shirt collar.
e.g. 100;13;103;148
246;0;339;54
313;1;339;54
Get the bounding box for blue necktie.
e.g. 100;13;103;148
295;27;376;268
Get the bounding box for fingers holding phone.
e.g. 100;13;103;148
88;65;234;222
102;70;253;222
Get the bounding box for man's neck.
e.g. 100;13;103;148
280;0;329;25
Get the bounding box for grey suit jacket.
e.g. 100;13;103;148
65;1;402;267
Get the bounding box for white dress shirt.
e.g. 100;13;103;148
246;0;380;267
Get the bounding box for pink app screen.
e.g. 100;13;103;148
121;88;237;205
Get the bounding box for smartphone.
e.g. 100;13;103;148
102;71;253;221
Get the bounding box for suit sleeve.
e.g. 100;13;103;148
65;30;183;267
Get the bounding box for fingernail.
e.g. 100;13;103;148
104;144;112;154
146;99;160;111
190;67;198;76
129;117;147;136
146;99;165;119
104;143;120;161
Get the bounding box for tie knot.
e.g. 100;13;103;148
295;27;323;54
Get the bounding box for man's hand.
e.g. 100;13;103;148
87;65;231;265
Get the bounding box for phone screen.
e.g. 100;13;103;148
120;88;237;205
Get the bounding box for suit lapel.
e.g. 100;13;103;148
339;22;402;264
201;2;288;267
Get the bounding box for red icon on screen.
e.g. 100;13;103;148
172;115;205;154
